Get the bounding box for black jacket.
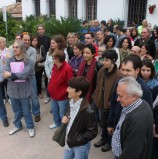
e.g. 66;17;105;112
67;98;98;148
119;100;153;159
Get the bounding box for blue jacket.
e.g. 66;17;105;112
108;76;153;128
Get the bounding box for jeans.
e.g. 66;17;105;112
51;99;68;126
30;75;40;116
0;86;8;121
64;142;91;159
10;97;34;129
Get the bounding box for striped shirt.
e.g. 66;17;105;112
112;98;142;157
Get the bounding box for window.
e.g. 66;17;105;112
35;0;40;17
128;0;147;26
16;0;21;2
86;0;97;20
69;0;77;17
49;0;56;16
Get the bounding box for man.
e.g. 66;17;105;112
107;19;113;33
62;76;98;159
130;46;140;55
107;54;153;135
112;77;153;159
134;28;156;59
37;25;50;53
95;30;105;47
92;50;122;152
84;32;98;56
137;19;148;35
89;19;101;33
37;24;51;104
103;28;116;41
115;26;126;48
22;34;41;122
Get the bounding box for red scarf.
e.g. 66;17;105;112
77;58;97;102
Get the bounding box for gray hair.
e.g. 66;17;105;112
13;40;28;62
118;77;143;97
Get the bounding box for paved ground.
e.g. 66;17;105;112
0;94;114;159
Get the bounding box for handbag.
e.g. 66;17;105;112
52;123;67;147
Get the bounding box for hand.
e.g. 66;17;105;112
153;124;158;138
107;127;114;135
3;71;11;78
37;62;44;67
62;116;70;124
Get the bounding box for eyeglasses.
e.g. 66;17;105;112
84;37;92;40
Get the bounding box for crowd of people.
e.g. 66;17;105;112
0;18;158;159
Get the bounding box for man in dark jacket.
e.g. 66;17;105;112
107;54;153;135
112;77;153;159
62;76;98;159
134;28;156;59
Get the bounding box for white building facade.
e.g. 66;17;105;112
21;0;158;27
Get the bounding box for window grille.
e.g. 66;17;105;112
69;0;77;17
49;0;56;16
128;0;147;26
86;0;97;20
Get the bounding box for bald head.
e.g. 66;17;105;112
142;19;148;28
130;46;140;55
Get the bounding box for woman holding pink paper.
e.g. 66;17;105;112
3;40;35;138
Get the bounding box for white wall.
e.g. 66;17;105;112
56;0;68;19
146;0;158;28
22;0;35;20
40;0;49;16
0;0;16;8
97;0;125;22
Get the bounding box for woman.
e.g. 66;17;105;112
119;37;132;62
140;59;158;89
0;37;11;104
92;50;122;152
3;40;35;137
77;44;97;102
104;35;120;68
66;32;76;60
0;59;8;127
48;50;73;129
130;28;140;44
139;43;153;61
69;42;85;75
31;36;46;99
44;35;68;104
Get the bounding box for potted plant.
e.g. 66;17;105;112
148;4;156;14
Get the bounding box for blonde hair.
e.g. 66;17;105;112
0;37;6;43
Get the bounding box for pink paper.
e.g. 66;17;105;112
10;62;26;82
